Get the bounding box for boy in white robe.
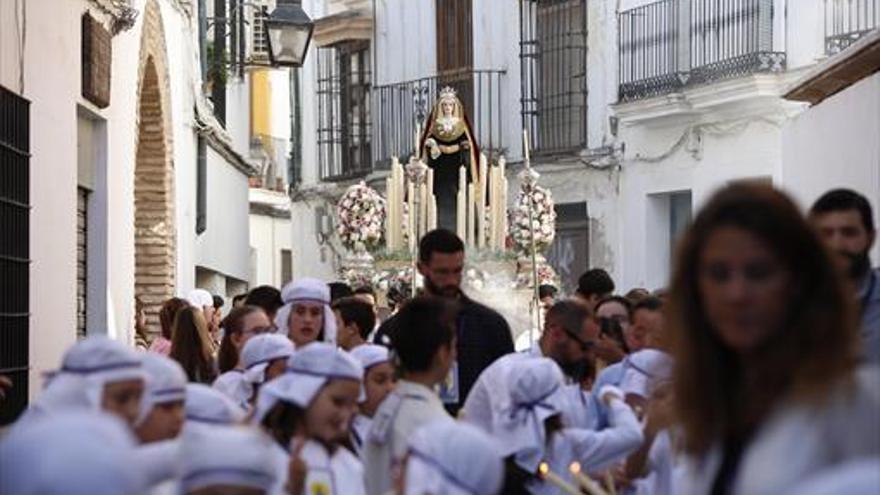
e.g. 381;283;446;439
349;344;396;456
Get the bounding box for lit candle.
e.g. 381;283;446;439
538;462;582;495
523;129;531;164
569;462;608;495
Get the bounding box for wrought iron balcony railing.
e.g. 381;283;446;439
618;0;786;102
825;0;879;54
371;69;507;168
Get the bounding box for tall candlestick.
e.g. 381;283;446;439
429;194;437;231
539;463;582;495
488;165;497;250
467;183;475;248
477;154;488;249
407;181;416;250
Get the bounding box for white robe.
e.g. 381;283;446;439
270;439;366;495
528;398;644;495
362;380;452;495
680;365;880;495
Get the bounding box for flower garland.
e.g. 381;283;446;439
336;182;386;252
510;184;557;253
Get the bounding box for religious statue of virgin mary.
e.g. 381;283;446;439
417;87;480;231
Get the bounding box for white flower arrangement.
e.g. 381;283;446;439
510;183;557;253
336;182;386;253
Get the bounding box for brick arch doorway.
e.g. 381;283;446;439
134;55;176;332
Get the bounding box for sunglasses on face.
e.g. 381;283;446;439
563;327;596;352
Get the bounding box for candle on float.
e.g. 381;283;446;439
429;194;437;231
407;180;416;250
523;129;531;164
477;154;488;249
419;184;428;238
415;123;421;159
467;183;476;248
488;165;497;250
498;156;508;250
569;462;608;495
538;462;582;495
385;177;393;250
456;166;466;240
389;158;400;250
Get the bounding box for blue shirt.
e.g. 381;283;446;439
858;268;880;363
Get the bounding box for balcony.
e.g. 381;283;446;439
371;69;506;168
825;0;879;54
618;0;786;103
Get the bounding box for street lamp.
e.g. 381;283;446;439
265;0;314;68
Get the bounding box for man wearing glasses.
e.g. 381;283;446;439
461;299;599;432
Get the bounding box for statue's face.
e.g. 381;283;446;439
441;100;454;117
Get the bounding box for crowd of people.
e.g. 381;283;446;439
0;184;878;495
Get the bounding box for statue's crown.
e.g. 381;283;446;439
439;86;458;100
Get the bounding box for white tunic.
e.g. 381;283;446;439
270;439;366;495
350;414;372;458
362;380;452;495
680;365;880;495
529;398;644;495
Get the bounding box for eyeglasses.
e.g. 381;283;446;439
562;327;595;353
242;325;274;336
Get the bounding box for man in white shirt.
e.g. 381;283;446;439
362;297;457;495
462;299;598;432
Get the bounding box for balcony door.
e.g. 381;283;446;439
435;0;474;115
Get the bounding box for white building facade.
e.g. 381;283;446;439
0;0;259;419
288;0;878;293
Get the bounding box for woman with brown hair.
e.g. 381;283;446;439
169;306;217;384
216;305;274;373
669;183;879;495
148;297;189;355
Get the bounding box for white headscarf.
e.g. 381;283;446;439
619;349;673;399
179;425;277;493
494;357;570;472
0;411;143;495
252;342;363;424
136;353;187;426
213;334;295;407
404;420;504;495
350;344;391;402
274;278;337;345
185;288;214;310
24;336;143;421
184;383;246;430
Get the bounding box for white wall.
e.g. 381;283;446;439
373;0;436;85
249;211;293;286
290;199;338;280
781;72;880;263
197;148;252;281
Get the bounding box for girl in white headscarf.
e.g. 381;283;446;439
178;425;278;495
253;342;364;495
275;278;338;347
21;336;145;429
135;353;188;443
349;344;396;456
496;357;643;495
0;410;144;495
213;333;294;410
397;419;505;495
183;383;246;433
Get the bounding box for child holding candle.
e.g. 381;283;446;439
496;357;643;495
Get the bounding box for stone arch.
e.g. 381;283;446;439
134;0;175;333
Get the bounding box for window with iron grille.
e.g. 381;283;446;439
317;42;372;181
0;85;30;425
520;0;588;155
251;3;270;62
